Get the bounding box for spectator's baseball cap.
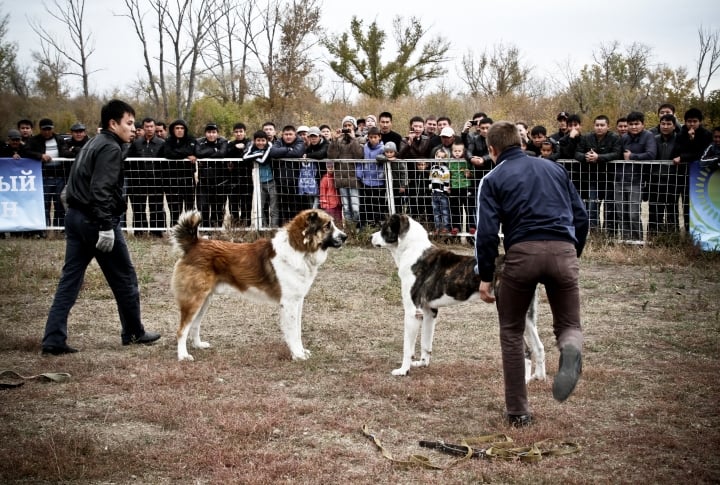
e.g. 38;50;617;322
39;118;54;129
205;122;219;131
307;126;321;137
7;129;21;140
296;125;309;134
440;127;455;137
557;111;569;121
70;122;86;131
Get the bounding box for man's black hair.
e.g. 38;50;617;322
101;99;136;130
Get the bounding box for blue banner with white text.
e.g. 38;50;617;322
0;158;46;231
690;161;720;251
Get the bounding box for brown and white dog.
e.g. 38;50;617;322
371;213;546;380
170;209;346;361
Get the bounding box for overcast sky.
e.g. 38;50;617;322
5;0;720;97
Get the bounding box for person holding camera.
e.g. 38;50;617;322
327;116;364;227
460;112;488;147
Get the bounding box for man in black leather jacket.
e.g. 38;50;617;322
41;99;161;355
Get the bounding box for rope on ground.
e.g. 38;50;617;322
362;424;580;469
0;370;71;389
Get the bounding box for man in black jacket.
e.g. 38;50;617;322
674;108;713;231
41;100;161;355
195;122;229;228
159;119;197;225
575;115;622;231
127;117;165;235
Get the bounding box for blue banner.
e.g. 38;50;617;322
0;158;46;231
690;161;720;251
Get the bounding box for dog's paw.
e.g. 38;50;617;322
178;353;195;362
532;369;547;381
193;341;211;349
391;367;410;376
410;358;429;368
292;348;311;360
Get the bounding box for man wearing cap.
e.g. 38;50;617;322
550;112;569;143
1;129;28;158
431;126;457;158
296;125;310;146
127;117;165;235
26;118;70;230
62;123;91;159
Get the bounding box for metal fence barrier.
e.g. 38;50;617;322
33;157;689;243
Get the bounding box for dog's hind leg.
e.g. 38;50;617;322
190;294;213;350
392;307;422;376
177;290;212;362
280;297;311;360
413;307;437;369
523;287;546;382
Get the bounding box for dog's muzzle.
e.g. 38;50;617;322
330;231;347;248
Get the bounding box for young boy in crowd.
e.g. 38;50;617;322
320;162;342;224
358;126;386;227
429;150;452;234
377;141;409;214
527;125;550;157
243;130;276;227
298;157;319;209
448;141;474;234
539;140;555;159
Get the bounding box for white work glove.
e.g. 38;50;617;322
96;229;115;253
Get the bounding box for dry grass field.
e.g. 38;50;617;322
1;231;719;484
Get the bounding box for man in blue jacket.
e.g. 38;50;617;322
475;121;588;427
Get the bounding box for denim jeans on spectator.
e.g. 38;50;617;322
339;187;360;225
260;180;280;227
432;192;451;231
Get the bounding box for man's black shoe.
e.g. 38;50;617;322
41;344;79;355
553;345;582;402
506;413;533;428
122;331;161;346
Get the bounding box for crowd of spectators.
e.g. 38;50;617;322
3;105;720;240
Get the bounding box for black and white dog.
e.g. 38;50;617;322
371;213;546;380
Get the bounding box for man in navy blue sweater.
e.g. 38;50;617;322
474;121;588;427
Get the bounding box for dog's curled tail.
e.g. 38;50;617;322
171;210;202;254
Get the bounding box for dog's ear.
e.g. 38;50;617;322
389;213;401;233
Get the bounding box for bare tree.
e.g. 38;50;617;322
201;0;260;105
695;26;720;104
121;0;162;111
28;0;95;97
459;43;533;98
120;0;224;120
246;0;322;111
32;43;69;98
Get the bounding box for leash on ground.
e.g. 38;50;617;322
0;370;71;389
362;424;580;469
